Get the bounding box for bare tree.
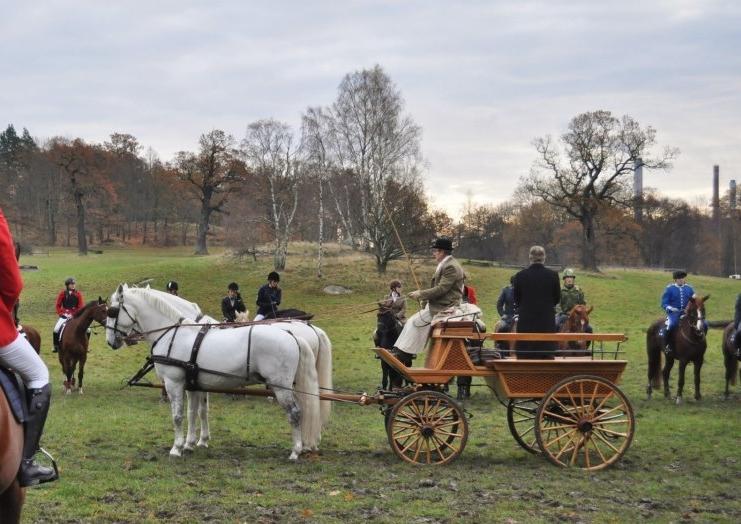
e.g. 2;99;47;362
524;110;677;270
241;119;301;270
328;65;423;272
174;130;243;255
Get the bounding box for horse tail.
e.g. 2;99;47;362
314;328;333;428
724;327;738;386
294;336;321;450
647;323;662;389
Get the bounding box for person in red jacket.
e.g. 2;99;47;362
0;207;57;486
52;276;84;353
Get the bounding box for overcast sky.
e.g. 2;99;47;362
2;1;739;216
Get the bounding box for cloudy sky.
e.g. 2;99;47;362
3;1;740;216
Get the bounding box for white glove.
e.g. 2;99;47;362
666;306;678;313
408;290;421;301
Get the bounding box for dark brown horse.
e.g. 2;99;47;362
647;295;709;404
18;325;41;355
0;386;25;523
559;304;593;356
58;298;107;394
721;323;740;400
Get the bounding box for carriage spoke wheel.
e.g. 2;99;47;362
507;398;542;454
535;375;635;471
386;390;468;465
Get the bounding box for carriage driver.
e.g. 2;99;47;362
661;270;706;356
556;268;593;334
0;207;58;486
393;238;465;357
52;276;85;353
254;271;282;321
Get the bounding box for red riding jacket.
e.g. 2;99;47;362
56;289;84;317
0;208;23;347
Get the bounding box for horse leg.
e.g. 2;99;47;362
675;360;688;405
272;388;302;460
164;378;186;457
196;392;210;448
693;359;703;401
184;390;199;451
662;356;675;399
0;481;25;524
77;354;86;395
63;358;74;395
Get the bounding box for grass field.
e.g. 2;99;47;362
14;246;741;523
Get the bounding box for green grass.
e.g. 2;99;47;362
15;247;741;523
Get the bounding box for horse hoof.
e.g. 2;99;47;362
65;388;71;396
184;444;196;452
196;440;209;448
289;452;299;461
169;448;183;457
675;397;683;405
78;388;84;395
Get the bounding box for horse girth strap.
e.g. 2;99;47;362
182;324;212;390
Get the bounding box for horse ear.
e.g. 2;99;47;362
702;294;711;302
587;306;593;315
117;284;124;295
98;296;104;304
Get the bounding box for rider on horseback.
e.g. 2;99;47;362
661;270;706;356
556;269;593;334
52;276;84;353
0;207;57;486
254;271;282;321
221;282;247;322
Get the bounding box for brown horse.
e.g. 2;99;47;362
0;386;25;523
721;323;740;400
559;304;593;356
58;298;107;394
647;295;709;404
18;325;41;355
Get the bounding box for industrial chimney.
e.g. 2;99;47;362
633;158;643;223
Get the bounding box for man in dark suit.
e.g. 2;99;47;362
513;245;561;359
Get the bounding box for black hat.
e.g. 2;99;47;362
268;271;280;282
166;280;178;291
672;270;687;280
431;237;453;251
227;282;239;291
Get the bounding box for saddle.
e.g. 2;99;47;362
0;367;26;423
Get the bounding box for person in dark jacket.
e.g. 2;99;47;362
496;275;517;332
254;271;282;321
512;246;560;359
221;282;247;322
732;293;741;357
166;280;179;296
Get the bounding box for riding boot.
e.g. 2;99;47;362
662;329;673;357
52;330;59;353
19;384;58;487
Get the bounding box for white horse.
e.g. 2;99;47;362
105;284;322;460
156;290;334;428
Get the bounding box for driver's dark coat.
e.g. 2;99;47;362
513;263;560;358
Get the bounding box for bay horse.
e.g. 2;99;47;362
0;385;24;524
18;325;41;355
106;285;323;460
373;305;405;389
646;295;709;404
721;323;740;400
58;298;107;394
559;304;593;356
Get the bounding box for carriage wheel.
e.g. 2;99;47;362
386;390;468;465
535;375;634;471
507;398;542;454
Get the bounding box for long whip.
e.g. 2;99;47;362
381;199;422;291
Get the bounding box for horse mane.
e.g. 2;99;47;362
126;287;194;322
72;300;103;318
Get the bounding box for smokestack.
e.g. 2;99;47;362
633;158;643;223
731;180;737;210
713;165;720;226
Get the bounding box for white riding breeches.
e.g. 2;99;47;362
253;313;266;321
54;316;68;333
0;333;50;389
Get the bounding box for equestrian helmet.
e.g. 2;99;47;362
563;268;576;279
64;277;76;286
228;282;239;291
268;271;280;282
166;280;179;291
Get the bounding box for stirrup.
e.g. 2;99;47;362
19;448;59;487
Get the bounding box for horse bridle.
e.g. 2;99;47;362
106;298;143;342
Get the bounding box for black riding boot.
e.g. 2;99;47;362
19;384;57;487
662;328;673;357
52;330;59;353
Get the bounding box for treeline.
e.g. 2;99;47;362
1;66;737;275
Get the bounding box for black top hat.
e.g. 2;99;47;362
431;238;453;251
672;270;687;280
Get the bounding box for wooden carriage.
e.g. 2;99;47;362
373;321;634;471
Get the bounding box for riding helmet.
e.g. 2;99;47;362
166;280;179;291
563;268;576;279
228;282;239;291
64;277;76;286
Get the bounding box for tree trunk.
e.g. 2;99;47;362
142;220;148;245
74;191;88;255
46;198;56;245
195;206;211;255
273;240;286;271
376;255;388;274
580;213;597;271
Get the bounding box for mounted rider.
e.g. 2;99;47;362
556;268;593;334
254;271;282;321
52;277;84;353
0;206;57;486
381;280;406;325
165;280;179;296
221;282;247;323
661;270;705;356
